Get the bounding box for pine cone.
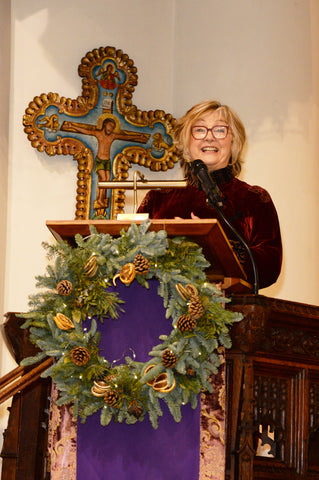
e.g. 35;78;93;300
133;254;150;275
104;374;116;383
161;349;178;369
186;367;196;377
176;314;197;332
128;399;144;418
188;296;205;319
57;279;73;296
104;390;121;408
70;346;91;366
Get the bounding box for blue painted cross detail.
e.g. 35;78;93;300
23;46;178;219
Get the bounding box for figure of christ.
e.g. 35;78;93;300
62;118;150;210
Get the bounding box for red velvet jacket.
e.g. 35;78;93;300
137;172;282;289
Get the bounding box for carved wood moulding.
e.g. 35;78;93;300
229;294;319;360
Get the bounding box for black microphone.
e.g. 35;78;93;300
191;159;223;208
191;158;259;294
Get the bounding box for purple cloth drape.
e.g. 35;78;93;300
77;280;200;480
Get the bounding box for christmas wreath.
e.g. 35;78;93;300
21;220;242;428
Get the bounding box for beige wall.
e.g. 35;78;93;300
1;0;319;452
0;0;11;449
0;0;10;326
173;0;319;302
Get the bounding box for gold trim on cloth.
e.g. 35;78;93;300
199;349;226;480
47;355;227;480
48;384;77;480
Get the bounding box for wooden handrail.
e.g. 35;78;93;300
0;365;25;389
0;357;54;404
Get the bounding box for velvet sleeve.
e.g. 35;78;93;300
235;186;282;289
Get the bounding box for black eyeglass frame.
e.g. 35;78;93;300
191;125;230;140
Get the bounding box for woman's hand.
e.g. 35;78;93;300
174;212;200;220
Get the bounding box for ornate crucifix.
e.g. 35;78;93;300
23;46;180;220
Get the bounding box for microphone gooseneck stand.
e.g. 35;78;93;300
191;159;259;294
209;199;259;295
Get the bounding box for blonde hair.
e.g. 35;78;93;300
174;100;246;177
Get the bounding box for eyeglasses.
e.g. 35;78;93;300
191;125;230;140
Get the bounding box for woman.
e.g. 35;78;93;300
138;100;282;289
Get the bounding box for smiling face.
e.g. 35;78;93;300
188;110;232;172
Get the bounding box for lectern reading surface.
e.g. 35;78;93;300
46;219;251;292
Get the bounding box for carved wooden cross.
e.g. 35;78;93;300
23;46;180;220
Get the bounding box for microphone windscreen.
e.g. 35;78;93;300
191;159;208;175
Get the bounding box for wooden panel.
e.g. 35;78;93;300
1;313;51;480
226;295;319;480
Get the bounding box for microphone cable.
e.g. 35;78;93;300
191;159;259;294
